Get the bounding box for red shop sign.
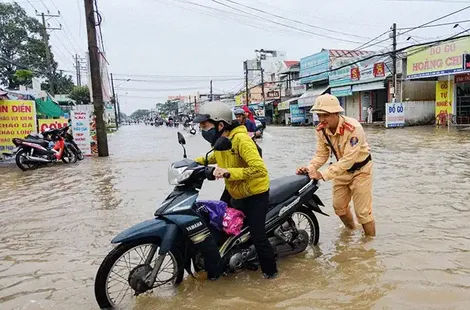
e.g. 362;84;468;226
350;67;360;81
455;73;470;83
373;62;385;77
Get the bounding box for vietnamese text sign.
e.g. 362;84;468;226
406;37;470;79
0;100;37;151
300;50;329;84
71;109;91;155
38;119;68;133
435;80;453;117
289;103;305;123
329;55;391;87
385;102;405;128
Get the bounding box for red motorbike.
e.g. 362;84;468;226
12;127;77;171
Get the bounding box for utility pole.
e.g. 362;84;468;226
210;80;213;101
260;65;266;107
116;93;121;123
74;54;86;86
391;23;397;102
110;73;119;130
37;11;60;95
244;60;249;105
84;0;108;157
194;97;197;114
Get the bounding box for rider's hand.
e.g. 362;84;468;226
308;170;324;181
296;166;309;175
255;130;261;136
213;167;229;179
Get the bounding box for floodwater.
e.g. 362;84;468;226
1;124;470;310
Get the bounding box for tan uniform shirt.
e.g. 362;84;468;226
308;116;370;181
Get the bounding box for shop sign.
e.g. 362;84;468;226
406;36;470;79
385;102;405;128
329;55;391;87
374;62;386;77
300;50;329;84
350;67;360;81
455;73;470;83
266;90;280;99
331;86;352;97
290;80;306;96
38;119;68;133
289;103;305;123
435;80;453;118
0;100;37;152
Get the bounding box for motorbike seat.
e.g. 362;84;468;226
19;138;49;148
269;175;310;205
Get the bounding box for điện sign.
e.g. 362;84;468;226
0;100;37;152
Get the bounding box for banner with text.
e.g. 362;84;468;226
385;102;405;128
406;37;470;79
71;106;92;155
38;119;68;133
435;80;453;117
0;100;37;151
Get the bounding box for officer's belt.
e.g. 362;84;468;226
347;154;372;173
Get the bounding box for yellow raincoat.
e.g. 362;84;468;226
195;126;269;200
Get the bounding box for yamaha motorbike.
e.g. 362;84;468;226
12;126;77;171
94;132;328;309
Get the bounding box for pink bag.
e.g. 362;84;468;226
223;207;245;236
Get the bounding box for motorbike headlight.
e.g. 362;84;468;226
168;165;194;185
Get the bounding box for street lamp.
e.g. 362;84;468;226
453;23;469;34
406;36;420;44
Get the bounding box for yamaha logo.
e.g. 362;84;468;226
186;222;203;231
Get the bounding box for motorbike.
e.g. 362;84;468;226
12;126;77;171
94;132;328;309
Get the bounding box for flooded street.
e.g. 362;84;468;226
1;124;470;310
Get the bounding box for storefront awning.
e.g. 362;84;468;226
278;98;298;111
352;81;385;92
298;86;329;108
35;97;64;117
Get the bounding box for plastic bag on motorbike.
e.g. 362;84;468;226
223;207;245;236
195;200;227;231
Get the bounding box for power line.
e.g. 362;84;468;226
116;86;209;92
113;77;244;83
398;19;470;29
157;0;317;39
112;72;243;79
221;0;372;40
209;0;367;45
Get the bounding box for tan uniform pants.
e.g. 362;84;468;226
332;161;374;224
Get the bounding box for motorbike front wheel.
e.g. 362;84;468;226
292;207;320;246
94;239;184;309
61;146;77;164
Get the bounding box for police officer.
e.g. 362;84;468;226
296;94;376;236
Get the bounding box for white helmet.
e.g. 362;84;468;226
193;101;234;124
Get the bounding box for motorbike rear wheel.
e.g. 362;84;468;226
94;239;184;309
15;148;37;171
292;207;320;246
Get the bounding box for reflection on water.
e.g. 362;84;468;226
1;125;470;309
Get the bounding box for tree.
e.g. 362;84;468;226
0;3;52;88
42;70;74;94
13;69;33;87
130;109;150;120
69;85;91;105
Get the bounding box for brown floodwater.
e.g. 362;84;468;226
1;124;470;310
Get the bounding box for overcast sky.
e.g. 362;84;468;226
7;0;470;114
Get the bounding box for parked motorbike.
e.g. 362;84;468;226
94;132;328;309
12;126;77;171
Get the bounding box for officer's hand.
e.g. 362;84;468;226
296;166;309;175
308;170;323;181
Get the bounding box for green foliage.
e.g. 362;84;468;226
0;2;52;88
69;85;91;105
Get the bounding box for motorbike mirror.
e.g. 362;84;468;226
213;136;232;151
177;132;186;145
204;149;213;166
189;128;196;135
177;132;187;158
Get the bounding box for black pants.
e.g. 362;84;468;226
223;189;278;275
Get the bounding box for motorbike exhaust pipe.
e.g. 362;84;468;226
25;156;53;163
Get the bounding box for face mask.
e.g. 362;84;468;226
202;127;218;145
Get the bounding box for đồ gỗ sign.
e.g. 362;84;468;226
0;100;37;152
406;36;470;79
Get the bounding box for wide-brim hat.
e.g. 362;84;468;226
310;94;345;114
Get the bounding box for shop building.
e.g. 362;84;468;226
404;35;470;125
